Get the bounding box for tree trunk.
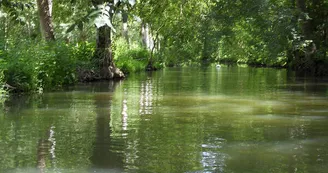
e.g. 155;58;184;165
141;22;150;49
201;18;211;65
122;11;129;45
92;0;124;79
296;0;312;39
95;26;124;79
292;0;328;75
146;33;158;71
296;0;319;56
37;0;55;41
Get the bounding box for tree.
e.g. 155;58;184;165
122;7;129;44
37;0;55;40
91;0;124;79
289;0;328;74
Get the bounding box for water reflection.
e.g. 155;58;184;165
37;126;56;173
90;81;124;170
139;76;153;115
122;98;128;131
1;67;328;173
201;138;227;172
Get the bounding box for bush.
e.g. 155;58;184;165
113;38;149;73
1;41;40;91
0;40;95;92
72;41;95;69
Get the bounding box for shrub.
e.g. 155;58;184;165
113;38;149;73
0;40;95;92
1;41;39;91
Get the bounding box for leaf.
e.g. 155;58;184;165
97;4;104;9
66;24;76;33
77;22;83;31
87;9;101;18
19;3;24;10
104;5;110;12
94;15;116;32
105;18;116;33
114;0;120;5
128;0;136;6
102;9;110;17
94;16;107;28
0;11;7;17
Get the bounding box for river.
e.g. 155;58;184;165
1;66;328;173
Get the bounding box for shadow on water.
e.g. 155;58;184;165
285;70;328;94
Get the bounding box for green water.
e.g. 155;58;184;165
1;67;328;173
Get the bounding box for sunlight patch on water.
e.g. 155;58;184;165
159;94;299;117
199;137;229;172
201;151;228;173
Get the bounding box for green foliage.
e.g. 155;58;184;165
0;40;95;92
113;38;149;73
0;0;35;29
38;42;79;89
66;0;136;34
1;41;38;91
133;0;326;72
72;41;95;69
0;0;327;92
0;58;7;101
65;5;111;33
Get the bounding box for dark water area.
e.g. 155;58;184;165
1;66;328;173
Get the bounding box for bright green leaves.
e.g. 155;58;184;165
66;5;114;33
128;0;136;6
0;40;95;92
0;0;34;9
94;4;115;31
114;0;136;6
0;1;35;25
67;0;136;33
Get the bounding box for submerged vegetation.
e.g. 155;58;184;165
0;0;327;92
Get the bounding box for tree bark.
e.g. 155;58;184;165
95;26;124;79
201;17;211;65
141;22;150;49
296;0;313;40
37;0;55;41
296;0;317;53
122;10;129;45
146;33;158;71
92;0;124;79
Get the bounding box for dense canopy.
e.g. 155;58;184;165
0;0;327;92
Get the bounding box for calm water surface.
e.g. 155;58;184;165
1;67;328;173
